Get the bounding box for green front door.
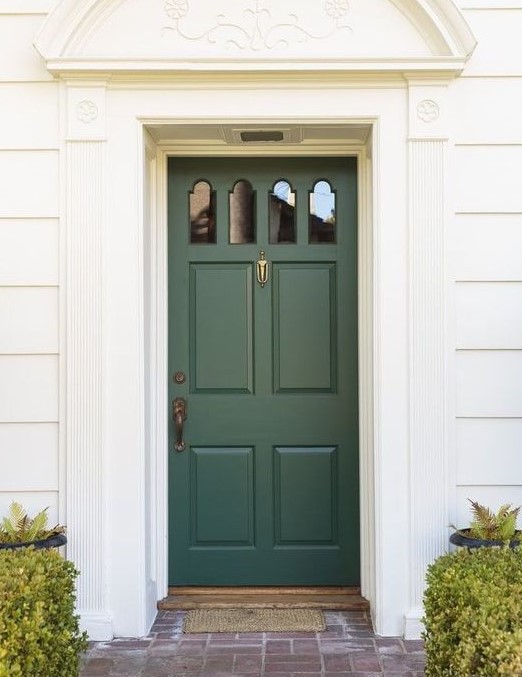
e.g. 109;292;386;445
168;157;358;585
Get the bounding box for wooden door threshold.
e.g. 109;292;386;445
158;586;369;611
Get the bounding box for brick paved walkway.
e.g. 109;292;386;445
80;610;426;676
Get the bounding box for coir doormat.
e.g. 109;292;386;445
183;608;326;633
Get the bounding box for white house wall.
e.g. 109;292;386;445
0;6;60;525
0;0;521;640
0;1;56;12
449;4;522;527
0;219;59;284
0;13;53;81
456;8;522;75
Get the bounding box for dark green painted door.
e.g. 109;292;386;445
168;157;358;585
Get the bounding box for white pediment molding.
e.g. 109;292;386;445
34;0;476;75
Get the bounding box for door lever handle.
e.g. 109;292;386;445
173;397;187;452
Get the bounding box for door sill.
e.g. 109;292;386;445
158;586;369;611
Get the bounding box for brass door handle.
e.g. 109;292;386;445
173;397;187;452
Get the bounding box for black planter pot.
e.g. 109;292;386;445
450;529;521;550
0;533;67;551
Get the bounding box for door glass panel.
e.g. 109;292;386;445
230;180;256;244
309;180;336;243
269;180;296;244
190;180;216;244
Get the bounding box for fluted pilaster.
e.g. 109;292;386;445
64;84;111;640
66;140;105;614
405;82;449;638
409;138;446;593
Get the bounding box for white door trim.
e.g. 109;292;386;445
144;121;376;624
61;81;448;640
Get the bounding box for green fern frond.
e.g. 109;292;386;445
25;509;49;541
498;503;521;521
1;503;27;537
0;503;58;543
467;499;520;541
498;513;518;542
9;502;27;532
469;500;494;527
1;517;15;537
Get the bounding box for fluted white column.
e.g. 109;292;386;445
405;83;449;639
65;85;112;640
66;140;104;608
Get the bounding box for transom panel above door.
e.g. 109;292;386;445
168;156;359;585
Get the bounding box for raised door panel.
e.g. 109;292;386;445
273;263;336;392
190;447;254;546
274;446;338;546
190;263;253;393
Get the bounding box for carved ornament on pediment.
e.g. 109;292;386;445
162;0;351;51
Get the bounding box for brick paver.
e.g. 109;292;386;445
80;611;425;676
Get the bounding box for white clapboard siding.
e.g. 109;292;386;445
454;146;522;213
451;214;522;281
0;83;59;149
0;1;55;12
0;219;59;286
456;418;522;485
457;351;522;417
461;9;522;76
0;423;58;491
452;78;522;144
0;287;58;354
456;282;522;348
0;15;51;81
0;151;59;217
458;1;522;7
0;492;59;526
456;486;522;528
0;355;58;422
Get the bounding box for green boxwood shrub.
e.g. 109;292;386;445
423;547;522;676
0;548;88;677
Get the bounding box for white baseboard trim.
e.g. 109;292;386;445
404;607;424;640
79;611;114;641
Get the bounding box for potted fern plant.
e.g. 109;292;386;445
450;499;521;549
0;502;66;550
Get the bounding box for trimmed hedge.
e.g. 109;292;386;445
423;547;522;677
0;547;88;677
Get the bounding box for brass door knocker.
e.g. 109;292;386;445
256;251;269;288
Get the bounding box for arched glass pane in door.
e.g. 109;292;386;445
229;179;256;244
269;179;296;244
190;180;216;244
309;180;336;243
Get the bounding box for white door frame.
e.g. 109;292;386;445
139;89;449;641
60;81;450;640
148;129;376;604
